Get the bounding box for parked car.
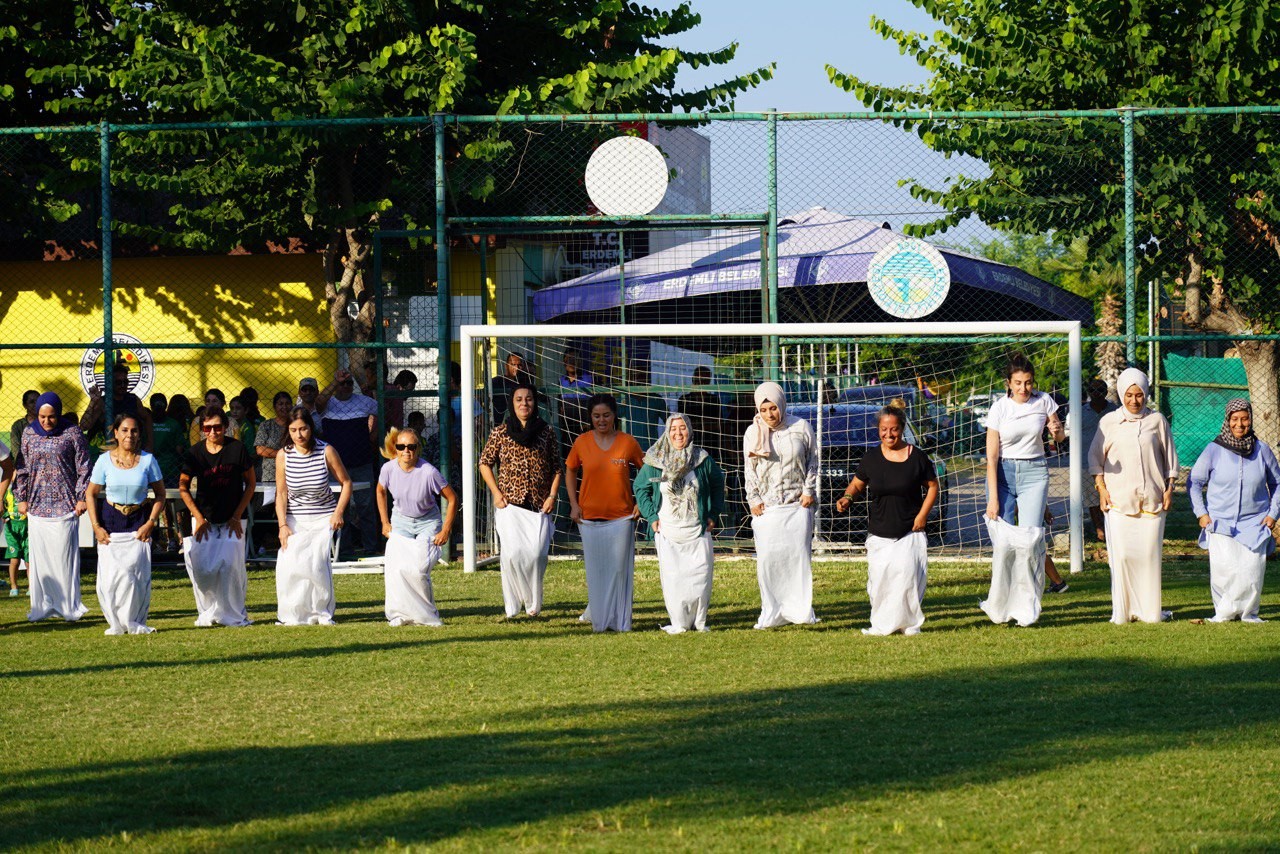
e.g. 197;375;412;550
790;402;949;544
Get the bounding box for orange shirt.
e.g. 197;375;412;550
567;431;644;521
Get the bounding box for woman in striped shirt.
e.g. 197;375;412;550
275;406;352;625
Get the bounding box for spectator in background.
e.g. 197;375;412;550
81;361;154;454
491;352;530;426
407;411;427;434
189;389;239;446
620;361;667;455
5;488;27;598
678;366;724;459
149;393;190;552
229;397;249;443
558;350;593;457
1079;378;1118;542
10;389;37;468
168;394;196;435
386;370;418;430
317;368;380;556
255;392;293;488
237;388;263;447
424;362;463;505
296;377;320;417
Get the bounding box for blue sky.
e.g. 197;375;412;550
655;1;999;244
673;0;938;111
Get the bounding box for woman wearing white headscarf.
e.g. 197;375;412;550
1088;367;1179;623
744;381;819;628
635;413;727;633
1188;398;1280;623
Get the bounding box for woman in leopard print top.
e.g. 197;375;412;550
479;384;561;512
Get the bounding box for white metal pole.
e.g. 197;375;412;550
461;330;477;573
1068;325;1084;575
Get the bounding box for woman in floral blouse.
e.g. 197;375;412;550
479;382;561;617
15;391;91;623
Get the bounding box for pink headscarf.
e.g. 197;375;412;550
746;382;787;458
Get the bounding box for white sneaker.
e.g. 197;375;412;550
1242;615;1266;624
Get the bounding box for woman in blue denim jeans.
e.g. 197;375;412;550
984;354;1071;597
984;353;1066;526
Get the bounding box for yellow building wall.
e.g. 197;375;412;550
0;254;336;420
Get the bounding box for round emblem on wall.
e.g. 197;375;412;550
866;238;952;319
80;334;156;400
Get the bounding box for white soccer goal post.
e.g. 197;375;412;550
460;322;1083;575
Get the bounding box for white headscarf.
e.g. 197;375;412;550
1116;368;1151;419
645;413;707;523
746;382;787;458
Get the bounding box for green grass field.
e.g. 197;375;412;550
3;554;1278;851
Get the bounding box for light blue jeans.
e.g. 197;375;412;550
997;458;1049;527
391;508;442;540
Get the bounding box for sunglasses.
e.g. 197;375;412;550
395;443;418;451
201;424;226;432
337;380;354;387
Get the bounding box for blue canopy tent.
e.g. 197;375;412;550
532;207;1094;327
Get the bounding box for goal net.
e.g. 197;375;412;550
461;322;1083;574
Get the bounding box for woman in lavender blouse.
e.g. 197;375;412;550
15;392;91;622
1188;398;1280;623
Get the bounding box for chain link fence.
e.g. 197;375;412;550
3;108;1279;554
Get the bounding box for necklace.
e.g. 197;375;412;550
111;450;141;469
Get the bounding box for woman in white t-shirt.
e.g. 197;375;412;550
980;354;1068;625
985;353;1065;527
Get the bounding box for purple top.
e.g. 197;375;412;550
15;424;91;517
378;458;447;518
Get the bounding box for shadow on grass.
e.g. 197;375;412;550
3;655;1277;848
0;631;580;680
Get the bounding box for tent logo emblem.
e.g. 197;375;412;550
866;238;951;319
80;334;156;400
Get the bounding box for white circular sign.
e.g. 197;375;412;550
80;334;156;400
584;136;669;217
866;238;952;319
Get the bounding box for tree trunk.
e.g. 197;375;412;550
1234;339;1280;451
1190;279;1280;450
1094;290;1125;401
323;228;377;389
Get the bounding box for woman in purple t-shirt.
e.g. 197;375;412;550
376;427;458;546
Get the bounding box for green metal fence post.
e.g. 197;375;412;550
100;120;114;427
766;110;780;380
434;114;451;493
1122;107;1137;366
373;232;386;443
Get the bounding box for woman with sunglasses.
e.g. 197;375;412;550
275;406;351;625
178;406;256;627
376;427;457;626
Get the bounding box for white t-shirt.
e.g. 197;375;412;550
986;392;1057;460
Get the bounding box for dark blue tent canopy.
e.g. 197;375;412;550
533;207;1094;326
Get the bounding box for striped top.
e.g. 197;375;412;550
283;440;336;516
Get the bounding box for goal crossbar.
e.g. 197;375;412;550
460;321;1084;575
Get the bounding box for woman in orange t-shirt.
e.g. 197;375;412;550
566;393;644;632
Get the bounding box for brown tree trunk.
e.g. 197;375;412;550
323;228;377;389
1192;280;1280;450
1234;339;1280;451
1094;290;1125;401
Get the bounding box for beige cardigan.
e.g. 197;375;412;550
1087;407;1179;515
